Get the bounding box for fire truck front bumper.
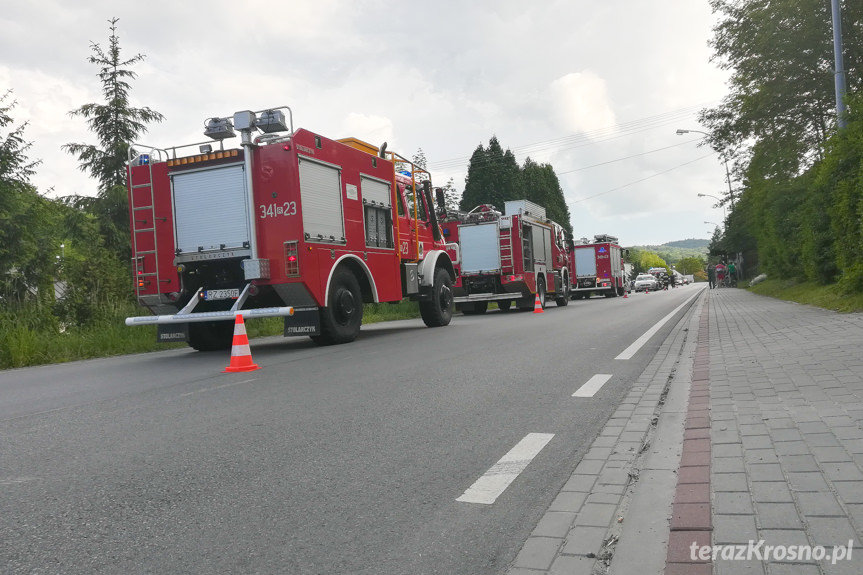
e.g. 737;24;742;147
124;306;296;326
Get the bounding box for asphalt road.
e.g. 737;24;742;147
0;285;703;575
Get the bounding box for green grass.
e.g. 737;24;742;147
746;279;863;313
0;300;424;370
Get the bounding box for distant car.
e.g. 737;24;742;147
633;274;659;292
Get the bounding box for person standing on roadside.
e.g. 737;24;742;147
728;261;737;287
707;263;716;289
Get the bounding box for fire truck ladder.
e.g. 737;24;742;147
128;146;166;296
499;226;514;272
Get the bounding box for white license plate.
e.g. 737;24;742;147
204;288;240;301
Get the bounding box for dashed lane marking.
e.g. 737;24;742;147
456;433;555;505
572;374;613;397
615;290;702;360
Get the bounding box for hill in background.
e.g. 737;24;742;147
626;238;709;264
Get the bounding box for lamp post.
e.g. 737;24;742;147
676;128;735;208
697;193;726;222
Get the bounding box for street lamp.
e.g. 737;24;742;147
697;193;726;221
676;128;735;208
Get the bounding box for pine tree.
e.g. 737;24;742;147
62;17;164;259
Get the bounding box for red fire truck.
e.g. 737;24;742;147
125;106;455;350
569;234;627;299
439;200;571;313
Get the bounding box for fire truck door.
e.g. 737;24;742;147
397;183;430;260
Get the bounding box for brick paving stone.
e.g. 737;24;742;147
714;443;744;458
675;483;710;504
835;482;863;504
531;512;577;539
512;537;563;570
753;502;803;529
714;491;755;515
822;462;863;482
548;491;588;513
743;449;779;464
560;525;607;556
548;554;595;575
714;515;759;545
795;491;846;517
769;565;820;575
670;502;711;530
750;481;794;503
777;454;820;472
575;503;617;527
666;530;711;563
806;517;862;547
713;457;746;473
746;463;785;482
561;475;596;493
679;466;710;484
786;471;831;492
774;441;811;456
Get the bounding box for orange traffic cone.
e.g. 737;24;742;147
533;293;544;314
624;290;628;299
223;314;260;373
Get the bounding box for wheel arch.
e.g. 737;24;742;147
419;250;455;286
324;255;378;306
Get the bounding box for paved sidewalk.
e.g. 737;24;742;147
505;287;863;575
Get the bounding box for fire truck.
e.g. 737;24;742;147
124;106;455;350
569;234;627;299
438;199;571;313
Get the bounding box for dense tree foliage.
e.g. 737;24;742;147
702;0;863;289
460;136;572;234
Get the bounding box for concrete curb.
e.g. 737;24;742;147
505;291;706;575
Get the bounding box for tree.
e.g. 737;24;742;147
0;90;61;306
62;17;164;259
521;157;572;234
460;136;522;211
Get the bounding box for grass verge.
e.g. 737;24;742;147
1;300;423;370
746;278;863;313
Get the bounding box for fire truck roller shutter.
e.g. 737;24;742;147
298;157;345;243
172;164;251;254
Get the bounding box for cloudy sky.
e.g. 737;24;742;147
2;1;731;246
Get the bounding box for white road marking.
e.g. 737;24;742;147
615;290;702;360
572;374;613;397
179;378;257;398
456;433;555;505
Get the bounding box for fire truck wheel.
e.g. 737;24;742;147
498;300;512;312
313;270;364;345
420;267;454;327
555;275;570;307
188;321;234;352
537;277;547;309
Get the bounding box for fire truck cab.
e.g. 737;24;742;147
125;106;455;350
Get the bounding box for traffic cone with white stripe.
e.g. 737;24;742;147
533;293;544;314
223;314;260;373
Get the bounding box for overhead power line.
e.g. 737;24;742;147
568;152;716;204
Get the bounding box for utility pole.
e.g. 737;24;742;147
831;0;848;129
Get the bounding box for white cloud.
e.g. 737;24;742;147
2;0;731;245
549;72;616;135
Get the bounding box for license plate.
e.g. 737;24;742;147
204;288;239;301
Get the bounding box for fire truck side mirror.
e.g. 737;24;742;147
435;188;446;213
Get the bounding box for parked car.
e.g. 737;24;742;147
633;273;659;292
